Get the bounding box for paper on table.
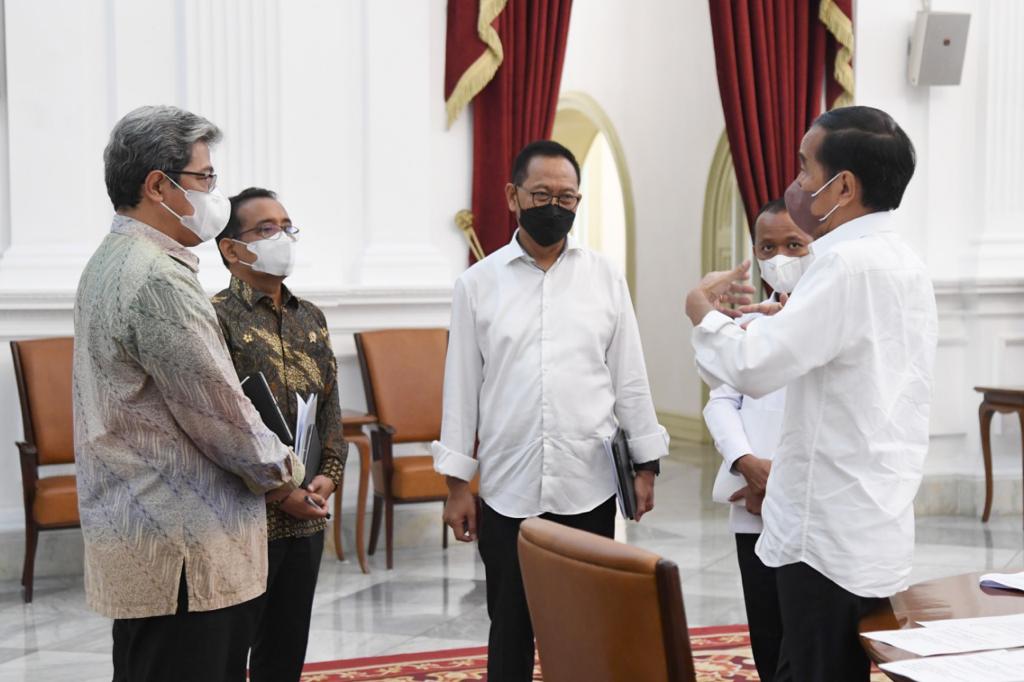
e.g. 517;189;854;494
862;615;1024;657
880;649;1024;682
919;613;1024;629
979;571;1024;592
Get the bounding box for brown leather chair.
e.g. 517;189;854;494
518;518;697;682
11;337;80;603
354;329;478;569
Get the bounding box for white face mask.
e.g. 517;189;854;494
757;254;810;294
160;174;231;242
233;237;296;277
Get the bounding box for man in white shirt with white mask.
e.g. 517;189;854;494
685;106;937;682
433;140;669;682
704;199;810;682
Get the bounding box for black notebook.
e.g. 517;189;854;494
603;428;637;520
240;372;294;445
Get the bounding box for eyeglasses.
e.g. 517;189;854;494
517;186;581;210
167;170;218;192
236;223;300;241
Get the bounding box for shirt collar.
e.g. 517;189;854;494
110;214;200;273
497;229;583;266
229;275;297;311
810;210;895;260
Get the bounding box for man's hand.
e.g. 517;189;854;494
306;475;337;500
633;470;656;522
279;488;329;520
738;292;789;319
684;260;757;325
442;477;477;542
734;455;771;496
266;483;293;504
728;485;765;515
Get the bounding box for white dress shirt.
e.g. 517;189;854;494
432;232;668;518
692;211;937;598
703;309;787;534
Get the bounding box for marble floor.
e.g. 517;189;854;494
0;444;1021;681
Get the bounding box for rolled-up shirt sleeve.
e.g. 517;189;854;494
607;275;669;464
128;268;303;494
703;385;752;473
431;278;482;482
692;253;851;400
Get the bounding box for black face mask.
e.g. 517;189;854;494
518;203;576;247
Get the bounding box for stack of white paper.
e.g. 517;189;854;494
862;613;1024;657
979;571;1024;592
880;648;1024;682
294;393;318;464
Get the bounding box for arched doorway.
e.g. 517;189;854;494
551;92;635;296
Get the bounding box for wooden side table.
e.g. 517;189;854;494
975;386;1024;524
335;410;376;574
860;572;1024;680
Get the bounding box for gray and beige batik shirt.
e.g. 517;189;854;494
73;215;304;619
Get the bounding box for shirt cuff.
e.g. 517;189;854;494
720;439;753;473
430;440;479;482
627;426;670;464
698;309;736;333
318;453;345;487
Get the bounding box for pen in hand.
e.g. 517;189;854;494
303;494;331;520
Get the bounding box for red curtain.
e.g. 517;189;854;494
445;0;575;260
709;1;827;232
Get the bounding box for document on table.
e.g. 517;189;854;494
879;648;1024;682
979;571;1024;592
862;613;1024;656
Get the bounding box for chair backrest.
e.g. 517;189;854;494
518;518;696;682
11;337;76;466
354;329;448;444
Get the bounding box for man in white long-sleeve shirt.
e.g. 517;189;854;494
704;199;810;682
432;140;669;682
685;107;937;682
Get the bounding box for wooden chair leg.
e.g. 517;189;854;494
980;404;996;522
442;518;449;549
22;523;38;603
332;475;345;561
1019;410;1024;531
385;498;394;570
368;495;382;556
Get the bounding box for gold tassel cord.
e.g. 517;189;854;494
819;0;855;108
455;209;486;262
445;0;510;128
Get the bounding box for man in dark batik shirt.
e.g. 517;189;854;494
213;187;347;682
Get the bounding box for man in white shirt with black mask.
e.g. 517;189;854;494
433;140;668;682
685;106;937;682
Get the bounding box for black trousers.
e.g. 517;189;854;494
774;561;886;682
478;496;616;682
735;534;783;682
249;531;325;682
112;569;258;682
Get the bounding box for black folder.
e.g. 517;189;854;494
603;428;637;520
241;372;294;445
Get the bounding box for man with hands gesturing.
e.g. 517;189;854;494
685;107;937;682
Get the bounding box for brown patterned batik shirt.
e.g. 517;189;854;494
212;276;347;541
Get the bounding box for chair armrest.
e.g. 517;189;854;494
15;442;39;508
364;423;397;474
16;442;38;458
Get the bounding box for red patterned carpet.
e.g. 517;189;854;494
299;625;890;681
